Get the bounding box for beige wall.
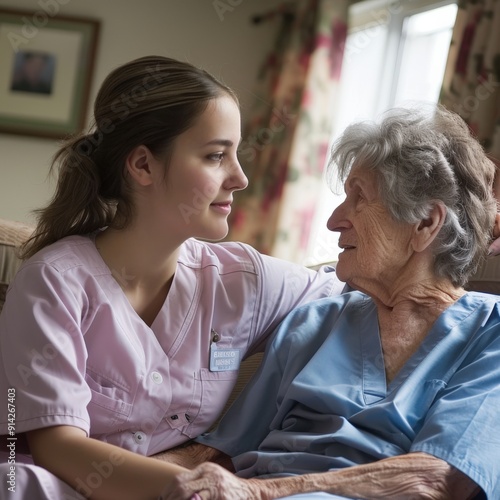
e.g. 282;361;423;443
0;0;282;223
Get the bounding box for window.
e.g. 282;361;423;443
304;0;458;266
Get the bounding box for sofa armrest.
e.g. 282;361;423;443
0;218;34;314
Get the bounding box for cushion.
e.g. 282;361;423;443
0;218;34;314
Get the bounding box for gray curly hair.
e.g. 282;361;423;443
328;105;497;287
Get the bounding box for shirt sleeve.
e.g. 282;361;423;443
0;261;91;438
241;243;345;354
196;297;337;458
411;327;500;499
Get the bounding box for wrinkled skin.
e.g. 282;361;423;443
161;463;263;500
160;454;480;500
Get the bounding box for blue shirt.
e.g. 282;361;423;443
198;291;500;499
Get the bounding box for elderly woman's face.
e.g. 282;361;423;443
327;165;414;293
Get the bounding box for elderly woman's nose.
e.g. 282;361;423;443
327;202;350;232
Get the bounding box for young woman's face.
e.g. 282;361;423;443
150;95;248;242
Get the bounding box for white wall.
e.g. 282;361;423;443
0;0;282;223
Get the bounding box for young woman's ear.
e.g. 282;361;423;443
411;201;447;253
125;145;155;187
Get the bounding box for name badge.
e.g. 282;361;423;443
209;344;240;372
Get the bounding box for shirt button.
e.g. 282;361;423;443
151;371;163;384
133;431;146;444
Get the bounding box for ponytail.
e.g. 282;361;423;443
19;132;118;260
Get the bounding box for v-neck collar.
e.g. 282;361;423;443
88;233;200;357
359;292;493;403
356;299;387;404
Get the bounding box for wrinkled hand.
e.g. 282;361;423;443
161;462;262;500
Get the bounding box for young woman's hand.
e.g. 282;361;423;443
27;425;188;499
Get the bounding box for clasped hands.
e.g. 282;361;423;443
160;462;262;500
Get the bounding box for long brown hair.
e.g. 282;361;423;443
20;56;238;259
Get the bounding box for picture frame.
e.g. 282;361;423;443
0;8;99;139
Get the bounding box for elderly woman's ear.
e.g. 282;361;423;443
411;201;447;253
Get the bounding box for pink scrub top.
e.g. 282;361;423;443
0;234;342;459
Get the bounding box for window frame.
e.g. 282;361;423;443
349;0;458;115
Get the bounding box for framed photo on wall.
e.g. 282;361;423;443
0;8;99;139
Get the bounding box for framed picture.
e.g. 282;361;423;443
0;9;99;139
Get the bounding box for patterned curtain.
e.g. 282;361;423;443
440;0;500;160
227;0;348;263
440;0;500;286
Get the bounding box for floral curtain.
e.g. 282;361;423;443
440;0;500;160
440;0;500;284
227;0;348;263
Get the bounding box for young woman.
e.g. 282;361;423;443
0;56;342;499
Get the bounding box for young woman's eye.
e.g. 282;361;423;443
208;152;225;162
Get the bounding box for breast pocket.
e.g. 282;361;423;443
180;369;240;438
85;370;134;436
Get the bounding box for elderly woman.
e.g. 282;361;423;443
159;106;499;500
